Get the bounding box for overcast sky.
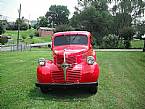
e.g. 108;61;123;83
0;0;78;21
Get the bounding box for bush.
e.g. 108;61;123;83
0;35;8;45
6;22;28;30
29;34;34;39
31;39;35;44
20;23;28;30
124;40;131;48
21;35;27;42
101;34;119;48
34;31;39;37
118;40;125;48
6;22;17;30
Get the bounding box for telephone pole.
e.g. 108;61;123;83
17;4;21;50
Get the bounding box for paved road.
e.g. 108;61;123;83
30;42;51;47
94;49;143;52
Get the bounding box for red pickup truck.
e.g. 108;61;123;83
36;31;100;94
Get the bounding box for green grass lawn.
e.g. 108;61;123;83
131;40;144;48
0;51;145;109
3;29;51;44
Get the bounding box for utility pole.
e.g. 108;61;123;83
17;4;21;50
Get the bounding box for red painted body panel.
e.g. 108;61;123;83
36;31;100;84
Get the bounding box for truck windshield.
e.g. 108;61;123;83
54;35;88;46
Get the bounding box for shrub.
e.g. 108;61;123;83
0;35;8;45
31;39;35;44
101;34;119;48
118;40;125;48
29;34;34;39
20;23;28;30
6;22;17;30
21;35;27;40
21;35;27;42
124;40;131;48
34;31;39;37
6;22;28;30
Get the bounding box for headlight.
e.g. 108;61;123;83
38;58;45;66
87;56;95;65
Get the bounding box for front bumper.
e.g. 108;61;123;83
35;82;98;88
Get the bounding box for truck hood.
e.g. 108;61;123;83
53;45;88;55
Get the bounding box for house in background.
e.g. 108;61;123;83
38;27;55;37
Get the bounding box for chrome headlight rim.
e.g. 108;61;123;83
87;56;95;65
38;58;46;66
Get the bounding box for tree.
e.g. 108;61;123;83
71;0;145;48
110;0;145;17
35;16;48;28
0;20;7;35
110;0;145;34
136;21;145;39
55;24;74;32
6;22;17;30
76;0;110;11
0;22;5;35
45;5;70;27
16;18;29;30
6;18;28;30
70;1;113;46
119;27;135;48
111;13;132;36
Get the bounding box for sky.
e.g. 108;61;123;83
0;0;78;21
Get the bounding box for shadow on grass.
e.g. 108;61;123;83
28;87;93;102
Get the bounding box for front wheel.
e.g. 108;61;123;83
89;86;98;94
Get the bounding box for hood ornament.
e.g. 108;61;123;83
61;49;71;81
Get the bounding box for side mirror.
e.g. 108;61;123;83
48;44;51;49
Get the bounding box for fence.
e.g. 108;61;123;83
0;43;31;52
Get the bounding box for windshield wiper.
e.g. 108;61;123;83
70;34;78;44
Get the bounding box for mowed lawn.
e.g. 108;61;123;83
3;30;51;44
0;51;145;109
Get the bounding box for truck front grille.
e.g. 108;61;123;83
66;67;81;83
56;55;76;64
51;66;81;83
51;67;65;83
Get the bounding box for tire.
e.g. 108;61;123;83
89;86;98;94
40;87;49;94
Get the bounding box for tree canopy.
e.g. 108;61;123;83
33;1;145;48
0;20;6;35
36;16;48;28
70;0;145;48
45;5;70;27
70;0;113;46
